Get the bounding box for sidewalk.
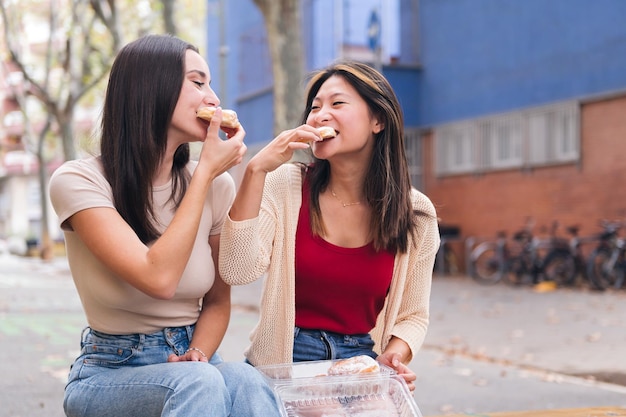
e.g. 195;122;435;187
1;253;625;416
223;270;626;415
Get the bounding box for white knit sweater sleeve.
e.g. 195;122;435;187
219;164;296;286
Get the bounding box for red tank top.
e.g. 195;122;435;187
294;178;395;334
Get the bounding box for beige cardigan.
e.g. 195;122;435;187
219;163;440;366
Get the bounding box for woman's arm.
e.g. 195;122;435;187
67;114;246;299
219;125;318;286
228;124;318;221
168;234;231;362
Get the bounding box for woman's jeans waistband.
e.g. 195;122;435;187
81;325;199;356
69;325;223;384
292;327;377;362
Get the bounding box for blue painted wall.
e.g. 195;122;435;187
205;0;626;141
416;0;626;126
205;0;414;145
385;67;421;127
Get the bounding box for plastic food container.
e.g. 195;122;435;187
256;359;423;417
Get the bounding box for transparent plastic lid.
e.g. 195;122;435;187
256;358;423;417
257;358;396;385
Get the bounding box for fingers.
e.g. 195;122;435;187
166;352;208;363
221;124;241;139
292;125;324;144
403;371;417;392
205;107;223;140
197;108;247;176
389;352;403;367
186;350;208;362
376;351;403;368
405;380;416;392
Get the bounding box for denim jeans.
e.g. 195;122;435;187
292;327;377;362
64;326;280;417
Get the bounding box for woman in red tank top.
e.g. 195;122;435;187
219;61;440;393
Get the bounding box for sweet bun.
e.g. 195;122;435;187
327;355;380;376
317;126;336;139
196;106;240;129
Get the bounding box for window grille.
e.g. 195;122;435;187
435;101;579;176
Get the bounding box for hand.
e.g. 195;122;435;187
197;107;247;178
167;350;208;363
247;124;321;173
377;352;417;392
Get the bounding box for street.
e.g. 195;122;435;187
1;252;625;416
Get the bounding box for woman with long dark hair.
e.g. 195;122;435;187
49;34;280;417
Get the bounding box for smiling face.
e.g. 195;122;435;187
306;75;383;161
168;50;220;146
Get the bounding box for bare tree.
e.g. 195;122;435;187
161;0;178;35
252;0;305;135
0;0;205;259
0;0;123;259
0;0;122;162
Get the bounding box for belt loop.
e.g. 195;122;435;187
185;325;194;344
80;326;90;348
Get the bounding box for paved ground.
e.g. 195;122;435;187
1;252;625;416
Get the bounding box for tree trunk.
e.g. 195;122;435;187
59;112;77;161
36;118;54;261
252;0;305;135
161;0;177;35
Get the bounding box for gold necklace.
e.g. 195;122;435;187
330;188;361;207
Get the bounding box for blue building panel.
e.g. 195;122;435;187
385;67;420;127
236;91;274;145
207;0;626;138
417;0;626;126
206;0;419;145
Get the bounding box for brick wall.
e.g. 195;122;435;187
422;94;626;270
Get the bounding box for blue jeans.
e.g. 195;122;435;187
64;326;280;417
292;327;377;362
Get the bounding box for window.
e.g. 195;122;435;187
435;101;579;176
435;123;475;175
404;128;424;190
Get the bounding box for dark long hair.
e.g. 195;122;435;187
100;34;196;243
303;61;417;253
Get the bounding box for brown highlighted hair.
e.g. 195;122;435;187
302;61;419;253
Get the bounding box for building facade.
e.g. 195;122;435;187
207;0;626;271
417;0;626;267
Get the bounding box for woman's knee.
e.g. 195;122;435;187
173;362;226;387
216;362;268;386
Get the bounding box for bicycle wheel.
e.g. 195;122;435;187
587;248;619;291
542;250;576;287
470;243;504;285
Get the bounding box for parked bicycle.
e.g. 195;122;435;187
434;224;461;276
563;224;589;286
586;220;626;291
470;221;577;286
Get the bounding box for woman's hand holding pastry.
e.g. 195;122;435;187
248;125;320;173
197;107;247;179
